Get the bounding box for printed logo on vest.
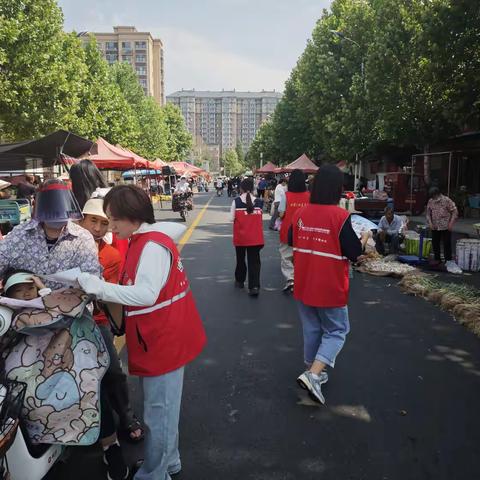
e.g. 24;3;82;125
177;259;184;272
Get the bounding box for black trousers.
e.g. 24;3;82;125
99;324;134;428
431;229;452;261
235;245;262;289
100;382;116;439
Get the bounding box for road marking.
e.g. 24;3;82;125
115;195;213;353
178;195;213;252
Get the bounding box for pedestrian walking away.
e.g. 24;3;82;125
231;178;264;297
292;165;362;405
269;176;287;230
78;185;207;480
278;169;310;292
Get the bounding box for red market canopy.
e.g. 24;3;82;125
275;154;319;174
81;138;151;171
255;161;277;174
169;161;205;176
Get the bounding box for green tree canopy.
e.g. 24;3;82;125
247;0;480;164
0;0;87;140
74;38;140;148
223;149;244;176
163;103;193;161
110;62;168;160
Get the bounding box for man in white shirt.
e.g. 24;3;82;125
269;177;287;230
376;207;404;255
174;176;191;194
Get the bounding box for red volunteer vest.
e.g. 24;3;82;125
279;191;311;244
233;196;264;247
292;204;350;307
121;231;206;376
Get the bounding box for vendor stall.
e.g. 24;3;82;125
255;162;277;174
275;154;319;174
0;130;92;173
81;137;151;171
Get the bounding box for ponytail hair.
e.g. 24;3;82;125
240;178;255;214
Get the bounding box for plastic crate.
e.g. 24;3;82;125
469;195;480;209
405;236;432;257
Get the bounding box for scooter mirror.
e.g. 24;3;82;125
0;305;13;336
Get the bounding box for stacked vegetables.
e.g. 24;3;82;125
399;274;480;336
357;252;417;277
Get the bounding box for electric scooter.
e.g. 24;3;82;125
0;306;64;480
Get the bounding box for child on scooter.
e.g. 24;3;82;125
2;269;51;299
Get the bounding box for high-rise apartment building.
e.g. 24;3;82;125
166;90;282;156
79;26;164;105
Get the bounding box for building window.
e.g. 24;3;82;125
135;41;147;49
122;41;131;49
122;55;132;63
105;41;118;50
106;54;118;63
136;66;147;75
139;78;147;87
136;54;146;63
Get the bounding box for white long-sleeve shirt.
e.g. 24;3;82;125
274;184;287;212
78;222;186;306
230;193;257;221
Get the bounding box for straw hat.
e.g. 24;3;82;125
82;198;108;220
0;180;11;190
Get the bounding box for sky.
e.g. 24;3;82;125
58;0;332;96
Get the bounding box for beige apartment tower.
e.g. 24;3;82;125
167;90;282;157
79;26;164;105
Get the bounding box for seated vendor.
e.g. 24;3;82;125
376;206;403;255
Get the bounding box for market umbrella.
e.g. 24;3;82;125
82;138;150;170
275;154;319;174
169;161;205;175
0;130;93;171
255;162;277;174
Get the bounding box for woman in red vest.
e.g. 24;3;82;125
231;178;264;296
292;165;362;405
78;185;206;480
278;169;310;292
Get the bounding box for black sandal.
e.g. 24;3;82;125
124;418;144;443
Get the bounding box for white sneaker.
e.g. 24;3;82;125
297;371;328;404
446;260;462;274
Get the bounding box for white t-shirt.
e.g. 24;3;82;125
274;184;287;203
175;181;190;193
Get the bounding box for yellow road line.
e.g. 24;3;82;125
178;195;213;252
115;195;212;353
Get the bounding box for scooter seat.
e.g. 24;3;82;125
19;422;51;458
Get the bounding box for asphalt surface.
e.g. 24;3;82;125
46;192;480;480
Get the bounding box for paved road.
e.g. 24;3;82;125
47;192;480;480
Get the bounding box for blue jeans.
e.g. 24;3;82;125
135;367;184;480
297;302;350;368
